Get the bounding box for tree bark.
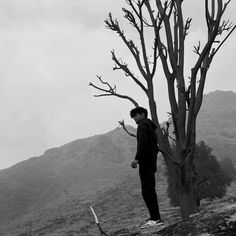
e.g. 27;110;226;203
178;158;198;218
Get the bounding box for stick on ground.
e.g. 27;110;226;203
90;206;109;236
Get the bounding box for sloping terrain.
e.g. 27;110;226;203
108;181;236;236
0;127;138;235
0;161;167;236
0;90;235;235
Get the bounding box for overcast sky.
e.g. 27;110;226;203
0;0;235;169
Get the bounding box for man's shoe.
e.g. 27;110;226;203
140;219;164;229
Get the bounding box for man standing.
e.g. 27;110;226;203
130;107;163;228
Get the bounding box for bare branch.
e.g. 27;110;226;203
222;0;231;14
173;9;178;62
212;24;236;58
94;94;114;98
105;13;148;79
89;76;139;107
126;0;140;16
155;0;178;73
122;7;140;32
167;0;175;19
104;13;120;32
144;0;169;77
98;75;116;91
151;38;160;77
193;1;235;119
184;18;192;39
126;0;153;27
118;120;137;137
111;50;148;93
205;0;210;31
193;41;201;56
218;20;234;35
139;2;151;76
147;1;180;122
192;0;224;76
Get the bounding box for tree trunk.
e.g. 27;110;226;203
179;161;198;219
148;92;199;218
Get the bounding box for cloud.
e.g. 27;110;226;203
0;0;125;30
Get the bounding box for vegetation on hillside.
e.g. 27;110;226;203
167;141;235;206
220;157;236;181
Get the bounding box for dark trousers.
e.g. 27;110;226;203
139;162;161;220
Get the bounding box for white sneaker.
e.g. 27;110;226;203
140;219;164;229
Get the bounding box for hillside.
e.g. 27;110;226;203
0;90;235;235
197;90;236;162
0;127;141;235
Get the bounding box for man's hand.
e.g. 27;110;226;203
131;159;138;168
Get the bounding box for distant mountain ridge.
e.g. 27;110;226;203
0;90;235;235
197;90;236;161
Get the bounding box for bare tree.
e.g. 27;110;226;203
90;0;235;218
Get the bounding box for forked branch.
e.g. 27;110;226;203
89;76;139;107
111;50;148;93
105;13;147;79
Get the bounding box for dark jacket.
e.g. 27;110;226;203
135;118;159;163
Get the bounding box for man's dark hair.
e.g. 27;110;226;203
130;107;148;118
